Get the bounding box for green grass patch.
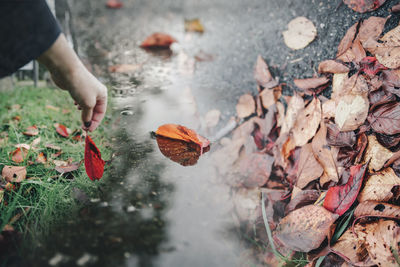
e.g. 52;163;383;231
0;86;111;238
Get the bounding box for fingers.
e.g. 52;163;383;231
87;97;107;132
81;106;94;131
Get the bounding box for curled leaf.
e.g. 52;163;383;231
84;135;105;181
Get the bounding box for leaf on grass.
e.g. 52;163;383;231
292;97;321;147
323;162;368;216
30;137;41;148
2;166;26;183
358;168;400;202
155;124;210;153
318;60;349;74
293;76;329;91
312;121;339;185
236;94;255;118
184;18;204;33
343;0;386;13
354;201;400;219
275;205;338;252
55;161;81;174
282;16;317;50
296;143;324;189
84;135;105;181
106;0;123;9
326;123;356;147
364;135;394;172
365;220;400;267
254;55;273;87
11;147;28;163
368;101;400;135
35;152;47;164
54;123;69;137
22;125;38;136
140;33;177;49
45;144;61;151
156;136;209;166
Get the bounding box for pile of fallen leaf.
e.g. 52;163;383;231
212;14;400;266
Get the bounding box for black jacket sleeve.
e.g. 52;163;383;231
0;0;61;78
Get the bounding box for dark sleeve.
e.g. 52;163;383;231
0;0;62;78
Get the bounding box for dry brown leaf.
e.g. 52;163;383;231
358;168;400;202
22;125;39;136
283;17;317;50
335;93;369;131
2;166;27;182
292;97;321;147
296;143;324;188
364;135;394;172
35;152;47;164
294;76;329;91
337;22;359;57
337;37;366;63
280;93;305;135
358;16;388;45
365;220;400;267
331;224;372;265
254;55;273;87
318;60;350;74
259;86;281;109
312;121;339;186
285;189;320;214
30;137;41;148
204;109;221;128
331;73;349;101
236;94;255;118
354;201;400;219
11;147;28;163
184;18;204;33
322;99;336;119
275;205;338;252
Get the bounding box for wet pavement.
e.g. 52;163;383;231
7;0;400;266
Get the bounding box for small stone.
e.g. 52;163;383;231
49;253;64;266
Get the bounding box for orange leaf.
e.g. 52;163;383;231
140;33;177;49
84;135;105;181
155;124;210;153
55;123;69;137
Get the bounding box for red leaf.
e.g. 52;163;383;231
323;162;368;216
140;33;177;49
55;124;69;137
155;124;210;154
359;56;387;76
106;0;123;9
84;136;105;181
343;0;386;13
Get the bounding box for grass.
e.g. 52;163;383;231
0;86;111;239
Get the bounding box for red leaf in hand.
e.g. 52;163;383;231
55;123;69;137
155;124;210;154
84;135;105;181
140;33;177;49
323;162;368;216
106;0;123;9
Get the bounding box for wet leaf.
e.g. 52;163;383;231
155;124;210;153
312;121;339;185
292;97;321;147
54;123;69;138
275;205;338;252
365;220;400;267
293;76;329;91
35;152;47;164
184;18;204;33
358;168;400;202
156;136;209;166
236;94;255;118
323;162;368;216
2;166;26;183
354;201;400;219
140;33;177;49
282;16;317;50
84;135;105;181
11;147;28;163
296;143;324;189
22;125;38;136
364;135;393;172
318;60;350;74
105;0;123;9
326;123;356;147
343;0;386;13
55;161;81;174
368;101;400;135
254;55;273;88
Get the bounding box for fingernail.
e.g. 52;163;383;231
84;121;92;128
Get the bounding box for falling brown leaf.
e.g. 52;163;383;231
35;152;47;164
22;125;39;136
292;97;321;147
236;94;255;118
318;60;350;74
184;18;204;33
2;166;26;182
365;219;400;267
364;135;394;172
11;147;29;163
343;0;387;13
358;168;400;202
296;143;324;189
283;17;317;50
275;205;338;252
312;121;339;186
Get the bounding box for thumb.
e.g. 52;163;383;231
81;107;93;130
